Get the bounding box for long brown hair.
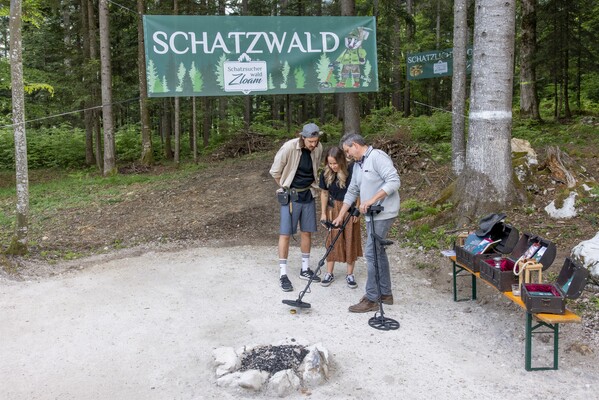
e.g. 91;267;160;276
323;147;349;188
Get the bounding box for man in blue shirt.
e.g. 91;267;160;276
332;133;400;312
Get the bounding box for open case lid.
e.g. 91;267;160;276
509;232;557;271
556;257;589;299
489;222;519;254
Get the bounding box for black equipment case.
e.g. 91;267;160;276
454;222;519;273
479;233;557;292
521;257;589;314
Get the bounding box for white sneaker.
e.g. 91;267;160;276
346;274;357;289
321;273;334;287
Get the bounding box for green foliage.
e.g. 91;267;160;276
362;106;405;137
407;112;452;143
398;199;454;250
402;223;452;250
513;116;599;149
0;125;86;169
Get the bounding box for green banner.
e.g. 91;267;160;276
143;16;378;97
406;48;472;80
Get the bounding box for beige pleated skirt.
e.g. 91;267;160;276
324;200;363;263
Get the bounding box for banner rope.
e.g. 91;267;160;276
1;97;140;130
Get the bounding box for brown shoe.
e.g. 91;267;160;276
381;294;394;305
348;296;379;313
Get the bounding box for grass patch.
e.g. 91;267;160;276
0;162;208;249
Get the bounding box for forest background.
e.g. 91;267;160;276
0;0;598;270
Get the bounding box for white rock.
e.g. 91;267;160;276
545;192;577;219
235;343;258;358
583;184;597;197
571;232;599;280
213;347;240;377
511;138;538;165
268;369;301;397
300;344;330;387
238;369;269;390
216;371;242;387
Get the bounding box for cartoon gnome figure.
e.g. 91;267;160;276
334;27;370;88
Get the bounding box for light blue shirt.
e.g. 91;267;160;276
343;146;401;221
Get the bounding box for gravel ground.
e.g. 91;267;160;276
1;243;598;399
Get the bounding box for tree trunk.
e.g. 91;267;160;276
241;0;251;132
9;0;28;255
80;0;95;166
87;0;102;170
391;0;403;112
341;0;361;135
562;5;571;119
172;0;180;163
218;97;228;135
137;0;153;165
404;0;414;117
519;0;541;120
192;97;198;163
99;0;116;175
174;97;180;164
161;99;172;159
457;0;517;218
202;97;211;147
451;0;468;176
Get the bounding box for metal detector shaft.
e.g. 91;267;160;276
282;206;359;308
366;205;400;331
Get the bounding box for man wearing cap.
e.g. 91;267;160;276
270;123;324;291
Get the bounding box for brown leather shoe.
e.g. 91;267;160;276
381;294;394;305
348;296;378;313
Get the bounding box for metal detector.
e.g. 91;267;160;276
282;206;360;309
366;205;400;331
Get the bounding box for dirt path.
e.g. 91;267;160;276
1;244;597;399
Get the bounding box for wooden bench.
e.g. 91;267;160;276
448;255;581;371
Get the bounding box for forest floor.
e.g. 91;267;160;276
1;131;599;399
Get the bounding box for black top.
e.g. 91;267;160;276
319;162;354;202
291;148;314;203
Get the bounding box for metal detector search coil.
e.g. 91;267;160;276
282;206;360;309
366;205;400;331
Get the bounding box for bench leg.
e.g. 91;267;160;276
525;312;559;371
452;261;477;302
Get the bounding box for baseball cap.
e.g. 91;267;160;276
300;123;321;138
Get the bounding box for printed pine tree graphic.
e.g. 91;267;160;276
161;76;169;93
294;67;306;89
176;63;187;92
363;60;372;87
268;74;275;90
189;62;203;92
280;61;290;89
215;54;228;90
147;60;165;93
316;54;330;83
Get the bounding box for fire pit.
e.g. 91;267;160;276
240;345;309;374
213;338;330;396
